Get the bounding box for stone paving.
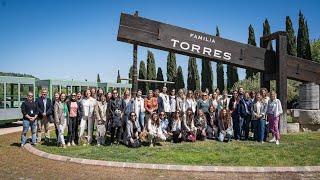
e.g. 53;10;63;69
24;144;320;173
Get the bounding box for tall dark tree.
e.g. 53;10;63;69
116;70;121;83
187;57;200;91
97;73;101;83
216;25;225;91
286;16;297;56
246;24;257;79
128;65;133;84
175;66;185;90
138;61;147;95
156;67;164;89
263;18;273;50
146;50;156;91
227;65;238;92
167;52;177;90
201;60;213;93
297;11;312;60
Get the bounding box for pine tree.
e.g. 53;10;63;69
263;18;273;50
128;65;133;84
156;67;164;89
97;73;101;83
226;65;233;91
138;61;147;95
175;66;185;90
201;60;213;93
286;16;297;56
166;52;177;90
246;24;257;79
187;57;200;91
297;11;312;60
216;25;225;91
147;50;156;91
117;70;121;83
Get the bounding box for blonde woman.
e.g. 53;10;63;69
218;108;233;142
54;93;68;148
133;90;145;130
267;91;283;145
176;89;186;115
251;93;267;143
170;110;182;143
195;109;207;141
185;90;197;114
147;113;165;147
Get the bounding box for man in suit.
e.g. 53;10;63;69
36;88;52;143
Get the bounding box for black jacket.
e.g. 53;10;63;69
21;100;38;120
36;97;52;119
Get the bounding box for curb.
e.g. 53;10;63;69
24;144;320;173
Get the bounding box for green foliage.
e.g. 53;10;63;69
286;16;297;56
116;70;121;83
147;50;157;91
215;26;225;91
37;132;320;166
297;11;312;60
175;66;185;90
263;18;273;50
138;61;147;95
310;37;320;62
246;24;257;79
187;57;200;91
0;72;38;80
128;65;133;84
97;73;101;83
155;67;164;89
166;52;177;90
201;60;213;93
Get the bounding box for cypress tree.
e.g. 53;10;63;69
138;61;147;95
263;18;273;50
97;73;101;83
286;16;297;56
297;11;312;60
216;25;225;91
128;65;133;84
201;60;213;93
147;50;156;91
227;66;238;92
187;57;200;91
117;70;121;83
166;52;177;90
246;24;257;79
175;66;185;90
305;22;312;60
156;67;164;89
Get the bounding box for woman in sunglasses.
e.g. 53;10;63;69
196;92;210;117
123;112;141;147
66;92;81;146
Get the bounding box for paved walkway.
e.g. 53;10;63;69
0;121;54;136
24;144;320;173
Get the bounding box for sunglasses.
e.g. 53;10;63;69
113;92;118;94
71;94;76;96
28;95;33;97
202;95;208;96
130;115;136;117
160;114;165;116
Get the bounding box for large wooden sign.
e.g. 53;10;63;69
117;13;270;71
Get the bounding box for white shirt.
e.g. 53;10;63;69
185;98;197;113
160;93;170;113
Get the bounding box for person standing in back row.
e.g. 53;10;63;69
159;86;171;119
109;89;125;146
66;92;81;146
21;92;38;147
36;88;52;143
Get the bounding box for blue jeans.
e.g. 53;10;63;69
233;115;244;140
219;130;233;142
252;119;265;142
21;119;37;145
138;112;145;130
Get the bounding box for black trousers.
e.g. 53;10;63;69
172;130;181;143
67;117;78;143
110;127;122;143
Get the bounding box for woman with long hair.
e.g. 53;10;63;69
133;90;145;130
185;90;197;114
251;93;267;143
144;90;158;129
109;89;125;146
195;109;207;141
170;110;182;143
54;93;68;148
147;113;165;147
122;89;134;140
176;89;186;116
218;108;233;142
66;92;81;146
206;105;219;139
51;92;60;142
123;111;141;147
267;91;283;145
183;107;197;142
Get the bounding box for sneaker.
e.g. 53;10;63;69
269;137;276;143
71;141;76;146
276;140;279;145
61;144;66;149
32;143;38;146
66;142;71;147
261;141;264;144
97;143;101;147
20;144;25;148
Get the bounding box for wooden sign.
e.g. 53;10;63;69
117;13;270;71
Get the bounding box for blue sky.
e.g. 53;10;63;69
1;0;319;85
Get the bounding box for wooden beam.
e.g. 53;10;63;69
120;78;175;84
261;31;286;41
117;13;271;71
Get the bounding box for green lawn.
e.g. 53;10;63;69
36;132;320;167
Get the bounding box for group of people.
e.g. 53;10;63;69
20;85;283;148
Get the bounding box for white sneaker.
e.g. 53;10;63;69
276;140;279;145
261;141;264;144
269;137;276;143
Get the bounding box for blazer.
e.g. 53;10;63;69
94;101;109;121
157;96;164;113
36;97;52;119
251;101;267;120
267;99;283;117
54;101;68;125
218;97;230;112
123;119;141;145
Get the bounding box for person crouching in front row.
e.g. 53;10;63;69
94;95;108;146
218;108;234;142
183;107;197;142
123;112;141;148
147;113;166;147
195;109;207;141
170;110;182;143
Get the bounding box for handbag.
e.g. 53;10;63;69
187;132;196;142
131;139;141;148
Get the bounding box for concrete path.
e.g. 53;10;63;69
0;121;54;135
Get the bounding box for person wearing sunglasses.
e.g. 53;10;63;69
123;112;141;148
95;95;108;146
21;92;38;147
54;93;68;148
159;111;170;139
196;92;210;117
109;89;125;146
66;92;81;146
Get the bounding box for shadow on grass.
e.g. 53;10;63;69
10;143;20;147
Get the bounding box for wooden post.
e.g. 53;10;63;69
131;11;139;98
276;35;288;134
260;38;270;91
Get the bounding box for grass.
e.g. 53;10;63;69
35;131;320;167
